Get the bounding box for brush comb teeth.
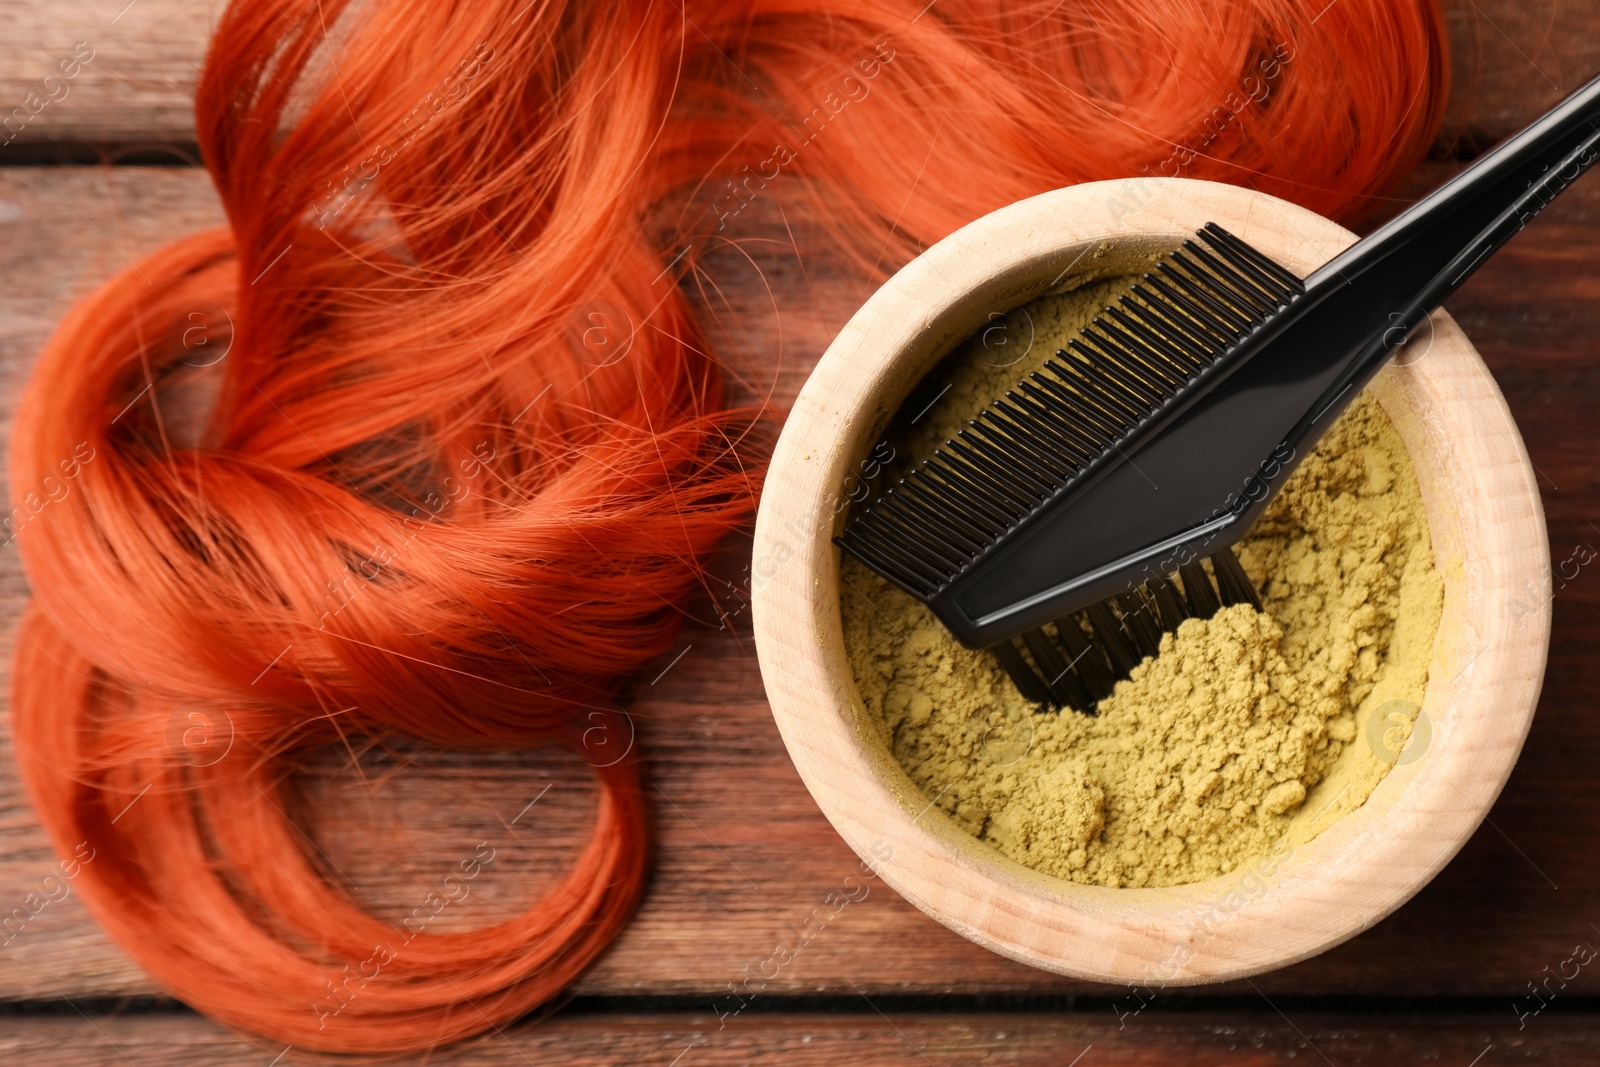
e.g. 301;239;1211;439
838;73;1600;710
837;223;1304;604
992;546;1263;711
836;223;1299;712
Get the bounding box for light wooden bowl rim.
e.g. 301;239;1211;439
752;177;1550;984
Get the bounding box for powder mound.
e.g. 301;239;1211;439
1058;605;1316;885
987;759;1105;872
842;280;1444;889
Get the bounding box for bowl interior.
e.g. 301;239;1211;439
753;178;1550;984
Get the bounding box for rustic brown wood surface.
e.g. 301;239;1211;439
0;0;1594;152
5;1010;1600;1065
2;1;1600;1064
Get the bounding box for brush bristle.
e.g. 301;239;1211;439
837;224;1294;712
993;546;1263;712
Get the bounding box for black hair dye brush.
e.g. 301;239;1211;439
837;74;1600;712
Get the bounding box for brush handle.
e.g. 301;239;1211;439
1296;72;1600;430
1412;125;1600;306
1318;72;1600;291
942;79;1600;645
1227;72;1600;543
852;82;1600;650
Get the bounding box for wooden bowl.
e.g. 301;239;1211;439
751;178;1550;984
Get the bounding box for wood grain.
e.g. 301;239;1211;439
2;164;1600;1009
1;4;1598;1062
1438;0;1600;153
0;0;215;150
4;1009;1599;1066
0;0;1597;154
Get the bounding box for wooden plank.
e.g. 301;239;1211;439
2;160;1600;1006
3;1009;1598;1066
1;1;1598;154
0;0;215;150
1438;0;1600;153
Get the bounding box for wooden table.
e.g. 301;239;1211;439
2;2;1598;1063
